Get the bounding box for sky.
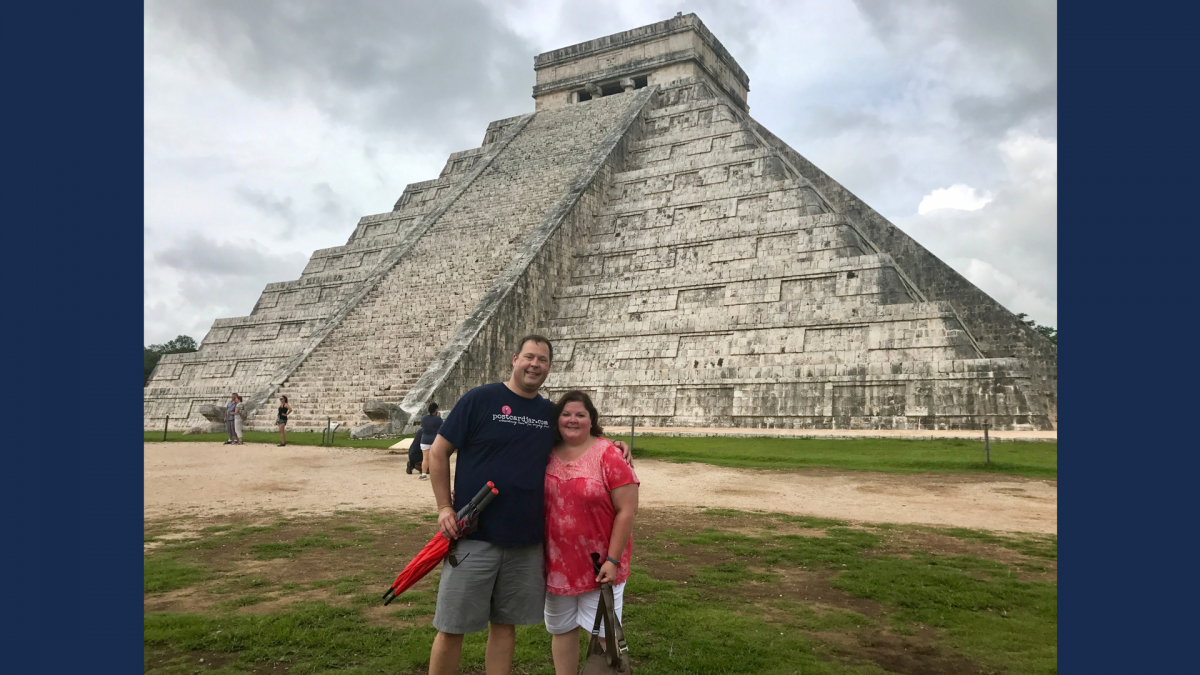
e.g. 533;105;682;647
144;0;1057;346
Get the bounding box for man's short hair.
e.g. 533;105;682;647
515;334;553;362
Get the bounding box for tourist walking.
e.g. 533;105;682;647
423;336;632;675
232;394;246;445
418;402;443;481
224;393;238;445
276;396;291;446
542;390;639;675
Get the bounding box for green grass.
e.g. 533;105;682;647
835;553;1056;673
144;429;410;449
631;435;1057;478
145;555;208;594
147;429;1056;478
933;526;1058;560
145;509;1056;674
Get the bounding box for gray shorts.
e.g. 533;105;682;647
432;538;545;634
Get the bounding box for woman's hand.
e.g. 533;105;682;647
596;560;618;584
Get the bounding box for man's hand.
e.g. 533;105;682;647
428;435;458;538
437;506;460;540
612;439;633;467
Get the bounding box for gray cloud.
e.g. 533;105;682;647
313;182;349;222
147;233;310;341
144;0;536;152
235;186;298;227
155;232;308;280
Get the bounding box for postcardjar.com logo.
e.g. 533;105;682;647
492;406;549;429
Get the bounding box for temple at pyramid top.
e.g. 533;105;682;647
145;13;1056;436
533;13;750;112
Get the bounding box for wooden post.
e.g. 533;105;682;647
630;416;635;455
163;415;169;441
983;422;990;465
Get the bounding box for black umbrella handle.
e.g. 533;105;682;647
457;482;494;520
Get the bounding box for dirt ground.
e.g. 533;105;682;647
144;442;1056;534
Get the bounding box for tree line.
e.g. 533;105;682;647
1015;314;1057;345
144;335;198;385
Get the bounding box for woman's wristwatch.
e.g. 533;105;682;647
606;555;621;567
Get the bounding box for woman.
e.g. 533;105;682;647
418;402;442;480
276;395;291;446
224;393;238;445
232;393;246;445
543;390;639;675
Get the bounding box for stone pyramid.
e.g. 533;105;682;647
144;14;1057;435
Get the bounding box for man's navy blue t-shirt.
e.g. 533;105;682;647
437;382;553;547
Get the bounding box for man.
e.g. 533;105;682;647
425;335;631;675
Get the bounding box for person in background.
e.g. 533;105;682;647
224;393;238;445
276;395;291;447
233;393;246;445
542;390;639;675
407;427;424;475
418;401;443;481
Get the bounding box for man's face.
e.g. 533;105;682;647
510;340;552;392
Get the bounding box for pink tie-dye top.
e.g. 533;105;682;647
544;438;639;596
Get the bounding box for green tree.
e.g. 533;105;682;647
145;335;199;385
1015;313;1057;345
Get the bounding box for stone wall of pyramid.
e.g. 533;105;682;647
532;80;1050;430
144;13;1056;433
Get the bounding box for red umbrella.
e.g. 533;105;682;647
382;481;498;605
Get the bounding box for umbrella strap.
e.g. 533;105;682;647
589;583;626;664
589;588;605;637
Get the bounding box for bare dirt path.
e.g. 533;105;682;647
144;442;1056;534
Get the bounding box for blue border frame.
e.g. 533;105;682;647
1060;2;1195;672
9;4;144;671
9;2;1193;671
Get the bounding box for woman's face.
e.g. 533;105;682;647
558;401;591;444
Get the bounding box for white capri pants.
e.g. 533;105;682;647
233;417;244;438
544;582;625;637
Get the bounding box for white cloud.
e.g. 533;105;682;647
899;128;1057;326
999;129;1057;184
963;258;1057;327
917;184;994;215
